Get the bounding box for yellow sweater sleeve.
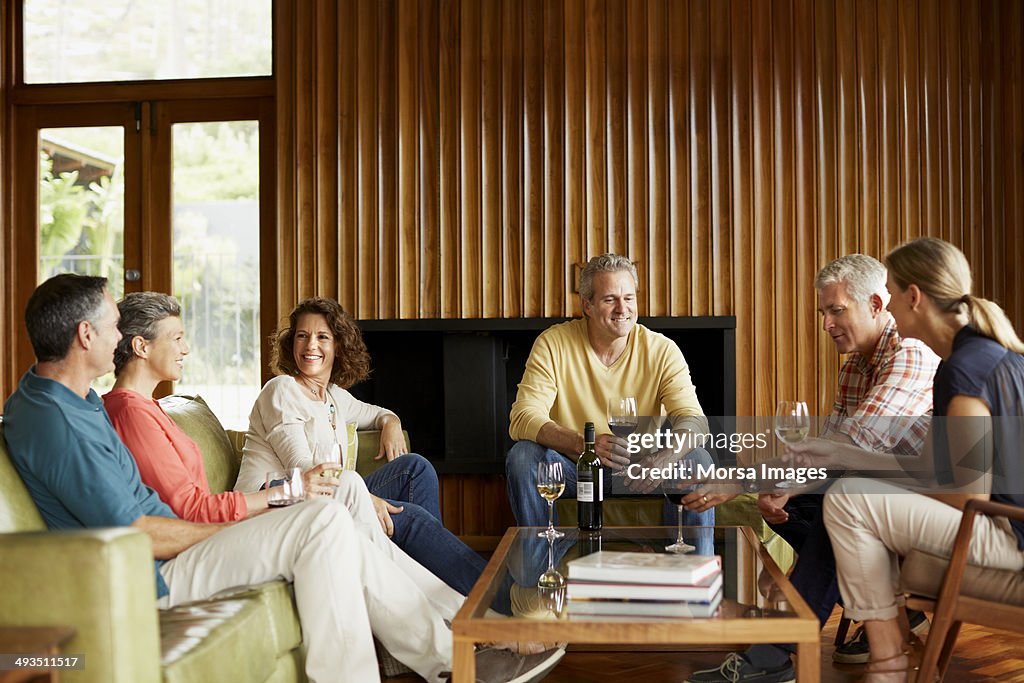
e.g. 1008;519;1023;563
508;329;559;442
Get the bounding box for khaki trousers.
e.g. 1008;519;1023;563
823;478;1024;621
160;494;458;683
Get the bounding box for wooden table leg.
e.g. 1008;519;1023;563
452;638;475;683
796;640;820;682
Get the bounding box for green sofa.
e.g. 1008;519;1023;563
0;394;399;683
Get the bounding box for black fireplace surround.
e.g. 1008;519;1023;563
350;317;736;474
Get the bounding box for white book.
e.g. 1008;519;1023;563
568;588;723;618
567;571;723;602
567;550;721;585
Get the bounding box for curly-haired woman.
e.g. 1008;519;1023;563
235;297;495;604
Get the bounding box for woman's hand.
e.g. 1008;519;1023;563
302;463;342;498
782;436;842;469
370;494;404;536
376;417;408;461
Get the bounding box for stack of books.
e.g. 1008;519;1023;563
565;550;723;618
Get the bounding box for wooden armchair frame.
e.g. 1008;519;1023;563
905;498;1024;682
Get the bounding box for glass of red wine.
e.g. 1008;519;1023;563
662;479;697;553
607;396;638;477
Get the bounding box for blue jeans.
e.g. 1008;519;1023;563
504;440;716;529
364;454;511;614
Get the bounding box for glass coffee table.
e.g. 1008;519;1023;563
451;526;819;682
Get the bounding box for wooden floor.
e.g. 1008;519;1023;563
391;608;1024;681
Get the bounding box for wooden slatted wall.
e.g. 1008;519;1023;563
275;0;1024;423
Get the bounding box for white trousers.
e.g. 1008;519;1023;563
823;478;1024;621
159;493;459;683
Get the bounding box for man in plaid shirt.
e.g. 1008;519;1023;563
688;255;940;683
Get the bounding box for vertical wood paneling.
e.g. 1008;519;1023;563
814;0;840;414
315;0;339;297
397;0;419;318
266;0;1024;424
356;0;379;318
835;0;858;255
543;0;565;316
979;1;1000;303
565;0;586;313
439;0;460;318
378;0;398;318
751;0;775;413
729;0;753;418
855;0;879;257
337;0;358;310
294;1;316;299
939;0;962;246
1008;1;1023;326
898;0;922;241
919;0;941;238
793;0;817;410
419;0;441;318
878;0;900;253
709;0;731;318
523;0;545;315
667;0;690;316
502;0;523;319
648;0;669;317
607;0;628;258
480;0;502;317
584;0;607;260
459;0;482;318
961;0;983;272
689;0;710;316
626;0;649;314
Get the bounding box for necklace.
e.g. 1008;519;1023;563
299;375;337;431
298;374;327;400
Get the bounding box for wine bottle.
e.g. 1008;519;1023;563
576;421;603;531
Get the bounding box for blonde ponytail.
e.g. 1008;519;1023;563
965;295;1024;354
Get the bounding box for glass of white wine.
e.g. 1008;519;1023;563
536;461;566;539
774;400;810;488
537;534;566;590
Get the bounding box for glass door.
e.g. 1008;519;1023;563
169;118;262;429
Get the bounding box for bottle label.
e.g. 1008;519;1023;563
578;480;594;502
595;468;603;501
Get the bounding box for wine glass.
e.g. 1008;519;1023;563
537;535;567;615
536;461;566;539
662;479;696;553
537;535;566;589
266;468;305;507
607;396;638;477
774;400;810;488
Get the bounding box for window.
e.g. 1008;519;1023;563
22;0;272;84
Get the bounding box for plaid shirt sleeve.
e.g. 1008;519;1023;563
831;343;937;454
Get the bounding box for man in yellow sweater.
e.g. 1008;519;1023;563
505;253;714;528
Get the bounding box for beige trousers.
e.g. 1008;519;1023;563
160;493;458;683
823;477;1024;621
